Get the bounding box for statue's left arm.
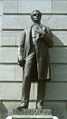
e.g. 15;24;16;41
44;27;53;48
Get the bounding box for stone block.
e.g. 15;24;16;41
41;15;67;30
0;1;3;15
53;0;67;13
0;45;67;64
0;64;23;82
0;82;22;100
0;31;1;46
18;0;52;13
1;31;24;46
45;82;67;100
51;64;67;81
0;16;2;31
0;82;67;100
0;64;24;82
1;31;16;46
3;15;67;30
2;15;18;29
3;0;17;13
2;31;67;46
2;15;32;29
0;47;17;63
0;64;14;81
2;30;67;46
52;31;67;46
50;47;67;63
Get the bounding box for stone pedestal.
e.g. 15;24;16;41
12;109;53;119
0;100;8;119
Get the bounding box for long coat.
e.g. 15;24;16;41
17;24;53;80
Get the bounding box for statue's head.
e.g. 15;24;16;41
31;10;42;24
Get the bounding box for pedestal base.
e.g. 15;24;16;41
12;115;53;119
12;109;53;119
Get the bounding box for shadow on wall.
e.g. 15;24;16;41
0;101;8;119
44;32;67;119
50;32;67;81
51;32;67;61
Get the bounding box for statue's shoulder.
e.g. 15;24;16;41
24;26;31;32
21;27;31;36
42;25;51;31
41;24;50;32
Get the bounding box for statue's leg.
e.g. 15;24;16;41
17;53;35;110
21;68;31;107
36;80;46;109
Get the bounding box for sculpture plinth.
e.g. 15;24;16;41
12;109;53;119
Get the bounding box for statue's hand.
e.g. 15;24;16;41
18;58;26;67
37;28;45;38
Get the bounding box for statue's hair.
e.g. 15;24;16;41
31;10;42;20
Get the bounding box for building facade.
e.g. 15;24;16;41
0;0;67;118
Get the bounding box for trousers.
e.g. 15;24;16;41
21;52;46;104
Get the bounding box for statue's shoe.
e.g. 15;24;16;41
36;100;43;109
17;103;28;110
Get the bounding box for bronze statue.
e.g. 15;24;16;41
17;10;53;110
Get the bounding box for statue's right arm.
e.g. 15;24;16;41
17;30;26;67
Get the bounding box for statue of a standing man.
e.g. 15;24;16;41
17;10;53;110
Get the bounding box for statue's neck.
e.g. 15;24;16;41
34;22;40;24
33;22;41;27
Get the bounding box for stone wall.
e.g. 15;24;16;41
0;0;67;118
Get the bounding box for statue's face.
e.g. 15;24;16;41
31;10;42;24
